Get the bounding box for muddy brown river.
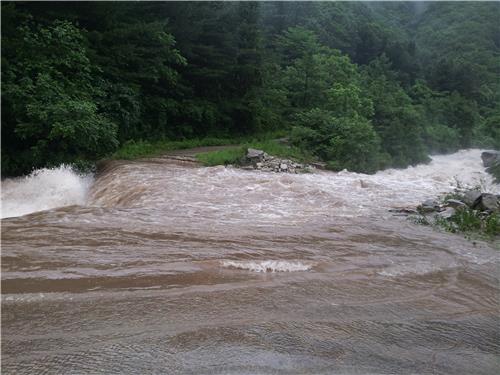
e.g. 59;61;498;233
1;149;499;374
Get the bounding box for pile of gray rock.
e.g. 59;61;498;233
417;190;499;220
239;148;314;174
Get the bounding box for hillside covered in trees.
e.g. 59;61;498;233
2;1;499;176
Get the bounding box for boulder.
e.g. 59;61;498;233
280;163;288;171
419;199;439;213
473;193;499;212
463;190;482;207
437;207;456;220
445;199;466;208
481;150;500;168
422;199;438;207
246;148;265;161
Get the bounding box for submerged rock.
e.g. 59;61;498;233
389;207;418;216
418;199;440;213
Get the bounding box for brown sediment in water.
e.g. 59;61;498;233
2;149;499;374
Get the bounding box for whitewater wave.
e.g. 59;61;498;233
221;260;313;272
377;262;447;277
1;165;93;219
2;149;497;220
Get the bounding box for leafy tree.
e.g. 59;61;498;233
90;17;187;139
363;56;429;167
2;1;498;176
291;108;383;173
444;92;480;148
478;104;500;149
409;80;461;153
2;19;117;175
276;27;359;111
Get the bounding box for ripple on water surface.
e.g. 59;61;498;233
1;149;499;374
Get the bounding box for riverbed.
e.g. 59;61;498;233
2;149;499;374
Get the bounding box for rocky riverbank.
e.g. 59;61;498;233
236;148;316;174
390;150;500;239
388;189;499;240
410;190;499;239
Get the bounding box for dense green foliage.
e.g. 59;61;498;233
2;2;499;176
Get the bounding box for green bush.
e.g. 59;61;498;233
423;123;461;154
290;108;383;173
2;20;119;176
484;213;500;237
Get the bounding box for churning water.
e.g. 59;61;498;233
2;149;499;374
1;165;93;219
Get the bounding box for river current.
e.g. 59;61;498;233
1;149;499;374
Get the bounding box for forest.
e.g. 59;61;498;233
2;1;499;177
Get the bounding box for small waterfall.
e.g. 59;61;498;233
2;149;497;220
1;165;93;218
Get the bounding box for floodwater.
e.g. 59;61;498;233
1;149;499;374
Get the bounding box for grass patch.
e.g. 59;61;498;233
196;147;246;166
111;137;235;160
434;208;500;240
195;139;314;167
412;209;499;243
434;208;482;233
110;130;291;161
485;213;500;237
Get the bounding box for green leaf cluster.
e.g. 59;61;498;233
2;2;499;176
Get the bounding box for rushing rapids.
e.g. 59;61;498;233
1;149;499;374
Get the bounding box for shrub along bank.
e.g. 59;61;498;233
2;2;499;177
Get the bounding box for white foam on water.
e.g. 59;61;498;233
377;262;446;277
84;149;498;225
6;149;496;222
1;165;93;218
221;260;313;272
